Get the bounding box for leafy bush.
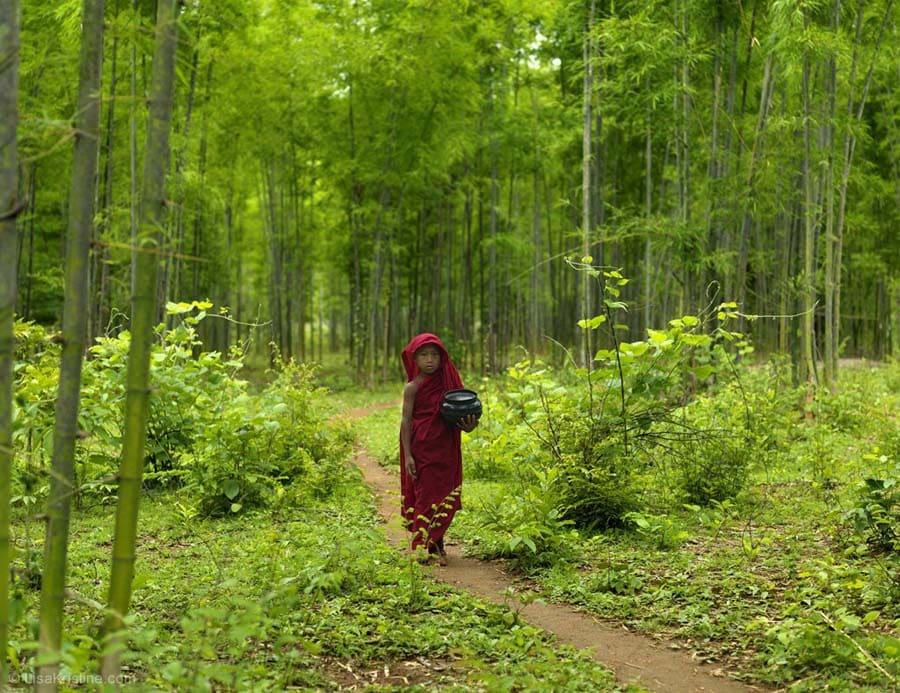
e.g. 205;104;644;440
184;360;353;517
661;392;754;506
462;271;755;533
474;466;578;566
845;460;900;553
623;511;689;549
86;317;247;490
12;309;353;516
676;436;750;505
11;320;61;476
462;383;533;481
496;359;640;530
808;379;877;433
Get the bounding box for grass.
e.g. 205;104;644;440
9;446;626;691
370;360;900;691
15;347;900;690
358;402;403;467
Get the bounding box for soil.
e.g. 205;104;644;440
345;403;765;692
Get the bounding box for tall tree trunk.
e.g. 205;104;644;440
463;172;474;357
488;105;499;373
530;140;543;358
721;2;756;303
263;165;283;360
800;38;818;385
94;0;119;342
0;1;21;685
129;0;139;296
21;168;36;319
644;92;653;333
736;54;774;331
367;221;385;385
346;80;362;368
168;48;199;308
223;193;233;349
37;1;105;687
478;166;486;375
823;0;842;392
101;0;178;680
581;0;595;368
679;0;691;287
317;287;324;362
292;155;305;360
706;11;723;239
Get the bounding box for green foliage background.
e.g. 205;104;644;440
12;0;900;375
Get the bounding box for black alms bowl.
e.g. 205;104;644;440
440;389;483;425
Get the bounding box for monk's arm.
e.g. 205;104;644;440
400;381;417;478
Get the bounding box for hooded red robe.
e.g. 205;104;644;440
400;333;464;550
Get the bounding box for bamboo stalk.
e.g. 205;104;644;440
37;0;106;688
101;0;178;681
0;1;21;687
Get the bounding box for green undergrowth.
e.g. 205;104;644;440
363;357;900;691
9;316;629;690
10;473;626;691
323;382;399;415
359;401;403;467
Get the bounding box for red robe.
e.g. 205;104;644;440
400;334;463;550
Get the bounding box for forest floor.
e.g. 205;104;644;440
343;402;765;693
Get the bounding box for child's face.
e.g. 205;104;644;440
414;345;441;375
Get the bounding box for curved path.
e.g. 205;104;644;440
346;404;763;692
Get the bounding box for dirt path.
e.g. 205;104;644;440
345;404;762;692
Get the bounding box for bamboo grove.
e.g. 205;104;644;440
1;0;899;683
10;0;900;385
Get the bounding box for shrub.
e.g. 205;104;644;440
673;435;751;505
12;308;354;516
845;460;900;553
465;271;753;530
186;360;353;517
473;466;578;566
492;359;640;529
659;392;754;506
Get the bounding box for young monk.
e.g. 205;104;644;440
400;333;478;565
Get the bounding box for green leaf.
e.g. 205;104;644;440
577;315;607;330
623;341;649;356
223;479;241;500
648;329;669;345
882;636;900;657
862;610;880;625
166;301;195;315
691;365;715;380
682;334;712;346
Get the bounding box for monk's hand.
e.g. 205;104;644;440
405;456;417;479
458;415;479;432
